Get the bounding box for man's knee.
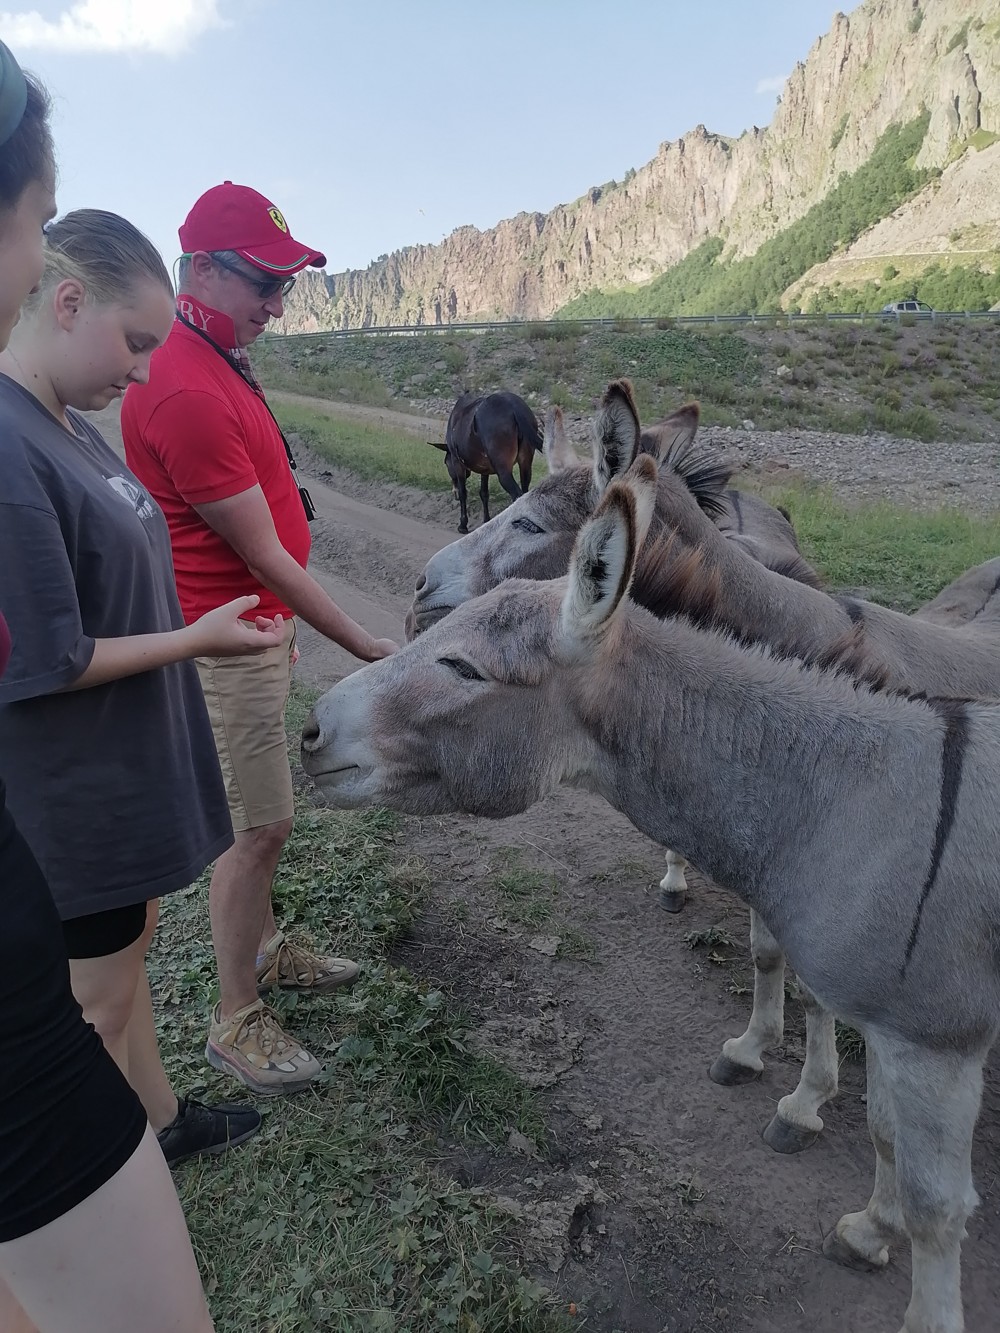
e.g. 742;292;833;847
241;817;293;860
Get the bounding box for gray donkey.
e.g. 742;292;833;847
303;458;1000;1333
404;382;1000;1157
410;398;818;915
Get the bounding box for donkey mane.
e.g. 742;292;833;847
638;428;733;521
630;538;891;694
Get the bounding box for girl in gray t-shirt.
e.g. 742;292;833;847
0;210;285;1170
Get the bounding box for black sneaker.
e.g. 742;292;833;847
156;1096;261;1167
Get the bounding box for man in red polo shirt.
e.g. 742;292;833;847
123;183;396;1095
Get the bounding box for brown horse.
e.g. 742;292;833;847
431;390;543;533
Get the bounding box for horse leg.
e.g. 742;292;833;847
709;911;785;1086
495;468;523;504
658;849;689;912
518;448;534;493
762;981;839;1153
455;469;470;535
480;472;491;526
828;1030;986;1333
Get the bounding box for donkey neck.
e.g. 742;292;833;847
697;527;1000;694
644;498;1000;694
642;491;850;658
576;610;940;924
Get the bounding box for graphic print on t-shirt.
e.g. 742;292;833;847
106;474;155;521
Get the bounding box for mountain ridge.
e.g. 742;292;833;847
278;0;1000;331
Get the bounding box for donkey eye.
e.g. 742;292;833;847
512;517;543;534
439;656;485;682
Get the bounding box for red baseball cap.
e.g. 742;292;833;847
179;181;326;274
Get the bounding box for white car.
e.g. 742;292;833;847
880;299;934;317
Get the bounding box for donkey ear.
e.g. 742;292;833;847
639;402;699;466
544;405;576;473
592;379;641;494
561;454;658;642
640;401;733;519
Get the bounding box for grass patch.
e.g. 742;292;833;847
261;314;1000;444
835;1020;866;1064
684;925;740;967
557;927;597;961
751;480;1000;610
149;682;567;1333
276;404;454;493
493;852;559;928
489;849;597;962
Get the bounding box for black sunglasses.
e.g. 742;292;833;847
210;253;296;300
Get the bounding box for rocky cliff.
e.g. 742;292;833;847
279;0;1000;331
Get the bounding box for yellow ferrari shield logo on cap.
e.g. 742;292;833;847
268;206;288;234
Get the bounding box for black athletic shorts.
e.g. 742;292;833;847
62;900;149;960
0;783;147;1242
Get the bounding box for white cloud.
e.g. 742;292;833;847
755;73;788;95
0;0;225;55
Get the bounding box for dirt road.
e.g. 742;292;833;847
99;396;999;1333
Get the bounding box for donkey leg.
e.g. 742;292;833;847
832;1032;985;1333
658;849;689;913
456;472;470;535
762;981;838;1154
479;472;491;526
824;1037;904;1271
709;911;784;1086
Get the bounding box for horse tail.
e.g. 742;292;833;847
512;401;544;454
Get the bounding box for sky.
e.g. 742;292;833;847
4;0;842;276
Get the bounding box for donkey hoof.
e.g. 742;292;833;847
658;887;686;913
458;525;469;536
822;1228;888;1273
762;1113;819;1155
708;1054;762;1087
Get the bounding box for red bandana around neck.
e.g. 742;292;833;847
175;294;239;354
175;293;264;392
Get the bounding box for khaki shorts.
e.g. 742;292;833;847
195;620;297;833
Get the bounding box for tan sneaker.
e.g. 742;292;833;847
256;931;360;995
205;999;321;1096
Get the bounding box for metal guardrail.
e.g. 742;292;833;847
263;309;1000;344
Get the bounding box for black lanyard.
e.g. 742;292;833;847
175;315;316;521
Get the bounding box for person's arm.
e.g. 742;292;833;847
0;489;285;702
194;486;395;662
67;596;285;689
137;391;395;663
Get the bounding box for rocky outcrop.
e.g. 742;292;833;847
279;0;1000;331
786;138;1000;304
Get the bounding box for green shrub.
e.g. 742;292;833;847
928;377;959;403
946;20;970;53
880;351;902;377
899;404;940;439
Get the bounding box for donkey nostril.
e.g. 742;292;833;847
415;573;427;593
301;714;322;752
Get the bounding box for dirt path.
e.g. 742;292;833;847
98;397;999;1332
